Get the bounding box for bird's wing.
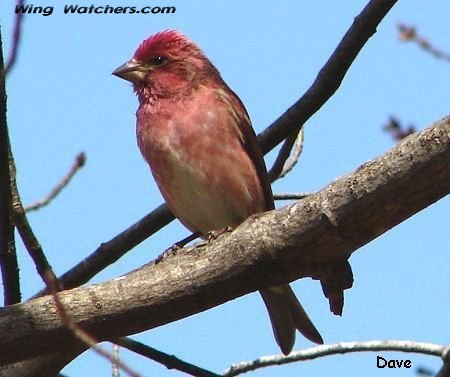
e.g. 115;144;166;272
215;85;275;211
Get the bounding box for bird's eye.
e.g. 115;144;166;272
150;56;167;66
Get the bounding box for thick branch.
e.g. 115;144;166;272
0;346;86;377
0;117;448;366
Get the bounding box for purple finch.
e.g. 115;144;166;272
113;30;323;354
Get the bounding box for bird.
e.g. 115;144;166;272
113;30;323;355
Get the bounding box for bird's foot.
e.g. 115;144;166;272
206;226;233;242
155;232;201;264
155;244;179;264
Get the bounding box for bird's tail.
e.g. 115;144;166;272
260;285;323;355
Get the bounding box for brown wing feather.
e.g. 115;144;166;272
216;83;275;212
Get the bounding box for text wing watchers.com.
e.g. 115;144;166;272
15;4;176;16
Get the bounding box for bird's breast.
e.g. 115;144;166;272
136;102;265;234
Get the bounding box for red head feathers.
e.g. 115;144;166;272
133;30;205;64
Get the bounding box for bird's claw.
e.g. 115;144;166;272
206;226;233;242
155;244;180;264
155;232;201;264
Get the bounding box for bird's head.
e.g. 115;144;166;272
113;30;218;99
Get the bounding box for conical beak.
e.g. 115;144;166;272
112;59;147;84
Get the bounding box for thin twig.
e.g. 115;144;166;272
416;366;434;376
436;349;450;377
275;128;304;180
36;204;174;296
33;0;398;297
115;338;220;377
273;192;312;201
112;344;120;377
268;131;298;182
12;203;141;377
25;152;86;212
437;363;450;377
0;29;20;305
8;136;138;375
398;23;450;62
44;271;141;377
10;155;62;291
223;341;450;377
4;0;25;75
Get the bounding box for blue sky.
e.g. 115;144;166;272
1;1;449;376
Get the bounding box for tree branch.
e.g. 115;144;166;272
398;23;450;63
25;152;86;212
114;338;220;377
0;346;86;377
258;0;398;153
37;204;174;296
4;0;25;75
223;340;449;376
0;26;20;306
274;192;312;201
268;129;304;182
1;117;448;366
